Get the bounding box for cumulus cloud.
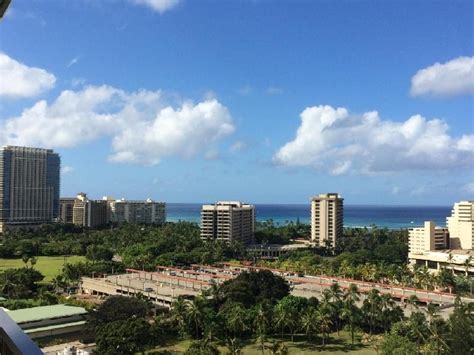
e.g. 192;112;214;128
0;53;56;98
131;0;180;13
273;105;474;175
410;56;474;97
0;85;235;166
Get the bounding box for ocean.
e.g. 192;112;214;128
166;203;452;229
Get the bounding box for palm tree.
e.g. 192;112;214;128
171;297;188;337
225;303;248;339
425;303;440;326
406;295;419;312
341;284;360;344
344;284;360;304
362;289;382;334
253;304;270;354
436;268;455;294
463;256;472;277
186;296;205;338
301;306;319;342
447;253;454;275
224;337;242;355
327;283;343;335
317;305;333;346
380;294;396;332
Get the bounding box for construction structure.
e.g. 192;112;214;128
311;193;344;248
200;201;255;244
0;146;60;233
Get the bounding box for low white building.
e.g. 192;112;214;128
409;249;474;275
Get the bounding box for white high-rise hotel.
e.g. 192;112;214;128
311;193;344;248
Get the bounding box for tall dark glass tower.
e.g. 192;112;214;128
0;146;60;233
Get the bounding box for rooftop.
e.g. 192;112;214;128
7;305;87;324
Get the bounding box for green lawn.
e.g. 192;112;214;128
150;331;376;354
0;256;86;282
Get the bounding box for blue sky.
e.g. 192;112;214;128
0;0;473;205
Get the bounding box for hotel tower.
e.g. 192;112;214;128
0;146;60;233
311;193;344;249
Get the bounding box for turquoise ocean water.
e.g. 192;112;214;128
166;203;451;229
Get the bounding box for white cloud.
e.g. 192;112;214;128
131;0;180;13
61;166;75;175
230;141;246;153
410;56;474;97
0;53;56;98
266;86;283;95
71;78;87;87
273;104;474;175
0;85;235;166
67;56;80;68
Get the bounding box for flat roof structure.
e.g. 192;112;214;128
7;305;87;324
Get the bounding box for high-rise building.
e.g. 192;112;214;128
408;221;449;254
200;201;255;244
59;197;75;224
311;193;343;248
447;201;474;250
107;198;166;225
0;146;60;233
71;193;108;228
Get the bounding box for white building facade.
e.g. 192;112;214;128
107;198;166;225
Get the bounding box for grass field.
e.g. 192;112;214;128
0;255;86;282
151;331;376;354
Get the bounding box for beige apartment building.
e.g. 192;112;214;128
72;193;108;228
200;201;255;244
107;198;166;225
408;221;449;254
447;200;474;250
311;193;344;248
0;146;60;233
59;193;107;228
